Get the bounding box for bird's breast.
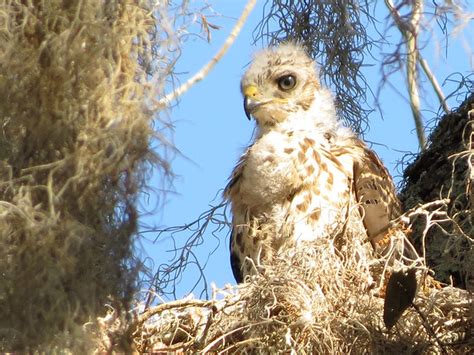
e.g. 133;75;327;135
237;131;297;207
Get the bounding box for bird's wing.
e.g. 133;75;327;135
224;147;251;283
224;146;251;201
349;139;402;248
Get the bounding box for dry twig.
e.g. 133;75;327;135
158;0;257;107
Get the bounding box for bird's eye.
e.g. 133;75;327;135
277;75;296;91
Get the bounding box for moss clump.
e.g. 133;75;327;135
0;0;158;350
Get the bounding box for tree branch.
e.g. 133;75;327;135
418;56;450;114
157;0;257;108
385;0;426;150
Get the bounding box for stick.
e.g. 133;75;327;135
157;0;257;107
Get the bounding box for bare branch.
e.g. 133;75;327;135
419;56;450;114
157;0;257;107
136;299;214;328
385;0;426;150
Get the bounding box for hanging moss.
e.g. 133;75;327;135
0;0;159;351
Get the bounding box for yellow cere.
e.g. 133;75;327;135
243;85;259;98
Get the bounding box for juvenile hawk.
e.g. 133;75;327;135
225;43;401;283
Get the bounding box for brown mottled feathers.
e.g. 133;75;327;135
339;138;402;246
225;43;401;283
353;142;402;246
225;136;401;283
225;147;250;201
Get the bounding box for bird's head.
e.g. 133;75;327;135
241;43;325;127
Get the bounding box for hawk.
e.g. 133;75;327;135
225;43;401;283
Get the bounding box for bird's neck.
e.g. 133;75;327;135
255;110;339;139
255;88;341;139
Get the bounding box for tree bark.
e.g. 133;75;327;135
401;93;473;290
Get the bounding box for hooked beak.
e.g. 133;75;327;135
243;96;260;120
243;85;261;120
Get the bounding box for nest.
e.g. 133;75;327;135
94;213;472;353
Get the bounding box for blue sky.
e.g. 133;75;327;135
139;0;473;300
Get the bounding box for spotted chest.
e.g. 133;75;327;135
226;129;357;282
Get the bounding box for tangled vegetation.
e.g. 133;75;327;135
0;0;162;350
99;194;472;353
0;0;471;352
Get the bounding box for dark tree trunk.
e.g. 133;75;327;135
401;93;473;290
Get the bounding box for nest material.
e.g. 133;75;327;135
0;1;158;351
97;217;472;354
